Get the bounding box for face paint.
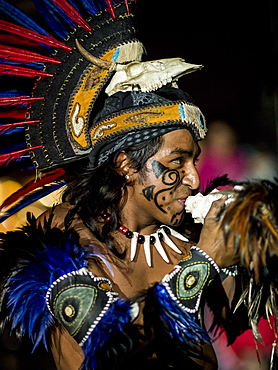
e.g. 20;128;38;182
149;161;181;214
151;160;167;178
142;160;187;226
127;129;200;228
142;185;155;201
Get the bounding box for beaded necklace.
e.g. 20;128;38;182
101;212;189;267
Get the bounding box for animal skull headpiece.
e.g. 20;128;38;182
71;39;207;167
75;40;203;96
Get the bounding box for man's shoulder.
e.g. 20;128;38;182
36;202;73;231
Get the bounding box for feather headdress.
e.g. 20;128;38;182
0;0;141;217
0;0;207;221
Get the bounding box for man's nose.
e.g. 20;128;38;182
181;165;200;190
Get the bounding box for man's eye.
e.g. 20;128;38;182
172;157;183;164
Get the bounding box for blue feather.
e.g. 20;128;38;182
0;60;44;70
87;247;114;276
62;0;112;17
0;181;67;223
153;283;210;344
29;0;70;39
0;0;49;36
82;298;132;370
6;240;88;350
72;0;103;16
0;142;25;155
0;90;27;98
35;0;75;25
61;0;84;16
0;156;34;177
0;125;25;135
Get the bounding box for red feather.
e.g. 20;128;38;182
0;167;66;210
51;0;92;31
105;0;116;18
0;45;61;64
0;110;27;119
0;20;72;51
0;96;44;106
0;146;42;167
0;65;53;78
109;0;135;15
124;0;131;14
0;35;40;48
0;120;40;134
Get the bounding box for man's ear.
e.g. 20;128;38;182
114;151;137;181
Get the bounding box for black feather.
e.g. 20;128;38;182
202;174;234;195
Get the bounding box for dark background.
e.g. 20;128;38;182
136;0;278;158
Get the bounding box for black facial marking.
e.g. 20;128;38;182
152;166;182;214
171;209;184;224
142;185;155;201
152;160;168;179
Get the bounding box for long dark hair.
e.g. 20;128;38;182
63;136;164;257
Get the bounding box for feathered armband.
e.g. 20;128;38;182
147;246;220;350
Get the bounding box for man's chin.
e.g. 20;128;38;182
168;210;185;227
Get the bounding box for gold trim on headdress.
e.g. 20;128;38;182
90;101;207;147
67;41;144;151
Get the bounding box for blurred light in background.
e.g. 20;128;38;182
0;177;64;232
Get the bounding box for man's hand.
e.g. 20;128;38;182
196;196;240;268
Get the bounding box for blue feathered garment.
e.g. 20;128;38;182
153;283;210;344
6;238;88;350
3;227;135;370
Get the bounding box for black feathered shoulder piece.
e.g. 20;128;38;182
0;211;74;280
0;211;81;341
0;212;140;370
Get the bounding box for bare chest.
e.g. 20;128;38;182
102;238;192;299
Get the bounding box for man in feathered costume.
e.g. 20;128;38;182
0;1;277;369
